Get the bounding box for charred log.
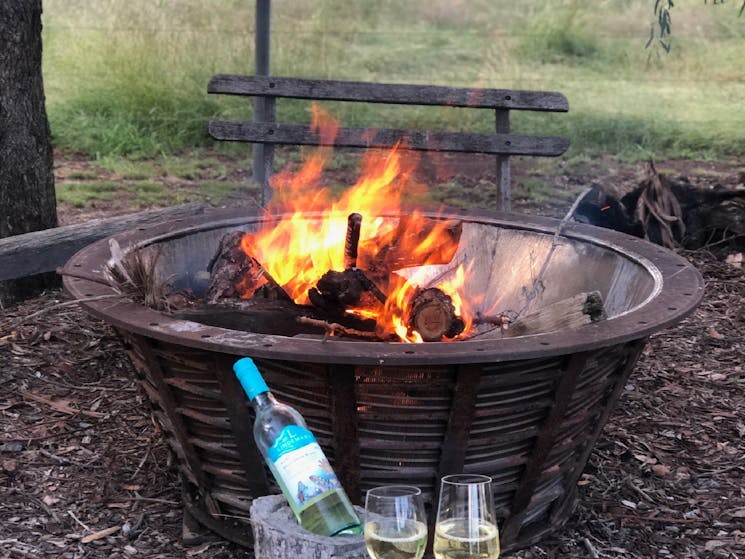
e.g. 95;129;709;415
308;268;386;311
205;231;291;303
572;184;644;238
573;161;745;249
344;212;362;269
406;287;465;342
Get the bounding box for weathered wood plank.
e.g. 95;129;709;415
504;291;605;338
208;120;570;157
0;203;210;281
208;74;570;112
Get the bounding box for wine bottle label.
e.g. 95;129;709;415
268;425;343;511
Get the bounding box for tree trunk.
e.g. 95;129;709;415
0;0;58;306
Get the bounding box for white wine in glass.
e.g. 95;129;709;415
364;485;428;559
433;474;500;559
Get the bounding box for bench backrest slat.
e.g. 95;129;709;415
208;120;569;157
208;75;569;113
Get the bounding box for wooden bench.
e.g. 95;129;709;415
207;74;570;210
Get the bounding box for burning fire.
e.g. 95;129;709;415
238;106;474;342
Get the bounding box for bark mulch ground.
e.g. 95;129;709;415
1;248;742;559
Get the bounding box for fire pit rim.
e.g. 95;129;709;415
61;206;704;366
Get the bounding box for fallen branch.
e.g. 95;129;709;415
635;160;685;249
296;316;381;340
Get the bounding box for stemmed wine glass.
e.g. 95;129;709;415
433;474;499;559
364;485;428;559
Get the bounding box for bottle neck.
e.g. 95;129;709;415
251;391;276;410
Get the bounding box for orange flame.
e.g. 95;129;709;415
238;106;474;342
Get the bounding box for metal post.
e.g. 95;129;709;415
253;0;274;205
495;109;511;212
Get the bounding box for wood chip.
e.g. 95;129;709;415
19;391;106;418
80;526;120;543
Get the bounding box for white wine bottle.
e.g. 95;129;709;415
234;357;362;536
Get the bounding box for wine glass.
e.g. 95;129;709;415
364;485;428;559
433;474;499;559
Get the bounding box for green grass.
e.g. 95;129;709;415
56;181;119;207
197;180;257;202
42;0;745;161
55;175;253;209
95;152;238;181
96;158;160;180
131;182;174;206
65;170;100;180
513;177;572;205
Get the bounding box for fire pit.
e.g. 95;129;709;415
62;203;703;552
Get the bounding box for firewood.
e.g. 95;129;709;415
344;212;363;269
172;300;310;335
296;317;382;340
474;312;514;329
358;218;463;288
573;161;745;249
471;291;605;340
104;240;166;309
308;268;386;311
205;231;290;303
170;299;375;337
406;287;465;342
503;291;605;338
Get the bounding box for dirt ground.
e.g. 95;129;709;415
1;152;744;558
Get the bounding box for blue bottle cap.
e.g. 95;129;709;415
233;357;269;400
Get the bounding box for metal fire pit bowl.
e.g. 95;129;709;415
62;206;703;553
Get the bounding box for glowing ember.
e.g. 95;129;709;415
237;106;471;342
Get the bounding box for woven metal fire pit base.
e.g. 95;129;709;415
62;207;703;553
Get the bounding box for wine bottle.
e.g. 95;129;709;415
233;357;363;536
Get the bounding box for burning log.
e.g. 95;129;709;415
406;287;465;342
359;218;463;288
205;231;291;303
195;216;467;342
344;212;363;269
503;291;605;338
307;268;386;311
307;213;388;312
